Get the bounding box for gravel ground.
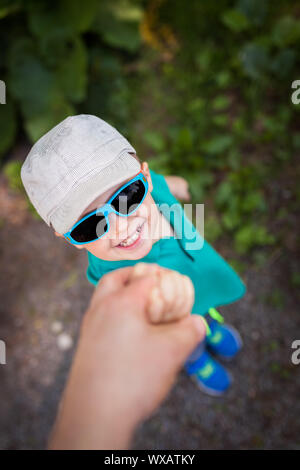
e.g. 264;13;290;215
0;178;299;450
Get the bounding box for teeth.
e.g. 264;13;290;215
119;224;143;247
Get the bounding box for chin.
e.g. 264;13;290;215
114;237;154;261
130;241;153;260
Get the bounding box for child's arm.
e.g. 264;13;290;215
164;175;191;201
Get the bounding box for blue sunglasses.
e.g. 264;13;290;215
63;172;149;245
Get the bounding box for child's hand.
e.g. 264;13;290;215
128;263;194;324
165;175;191;201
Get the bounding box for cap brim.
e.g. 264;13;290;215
50;152;141;234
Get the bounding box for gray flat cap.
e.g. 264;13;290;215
21;114;140;234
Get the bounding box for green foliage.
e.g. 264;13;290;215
201;135;233;155
222;9;249;33
91;1;142;52
204;215;223;244
3;160;23;191
140;0;299;258
0;0;144;155
0;101;17;156
3;159;41;219
234;224;275;254
0;0;299;263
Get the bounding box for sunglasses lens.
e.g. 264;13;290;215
111;179;145;215
70;213;107;243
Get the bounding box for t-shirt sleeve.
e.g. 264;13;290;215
86;251;103;286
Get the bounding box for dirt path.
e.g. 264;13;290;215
0;176;299;449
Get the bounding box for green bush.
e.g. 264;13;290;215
0;0;299;261
0;0;144;157
142;0;299;257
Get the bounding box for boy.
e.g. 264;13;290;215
21;114;246;396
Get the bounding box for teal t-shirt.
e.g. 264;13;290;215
86;169;246;316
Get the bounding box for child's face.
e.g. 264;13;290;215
55;162;161;261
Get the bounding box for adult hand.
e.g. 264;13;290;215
48;264;206;450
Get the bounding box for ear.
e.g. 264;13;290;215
141;161;153;192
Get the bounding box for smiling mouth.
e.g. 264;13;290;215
117;222;145;248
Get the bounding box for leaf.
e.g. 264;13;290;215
202;135;233;155
222;211;240;231
195;48;213;72
187;97;205;113
143;131;166;152
92;3;141;53
188;171;214;200
8;38;61;117
8;37;75;141
212;95;231;111
3;160;23;191
174;127;194;152
215;71;231;88
234;224;275;254
0;100;17;159
240;43;270;79
56;37;88;103
215;180;234;207
271;16;300;47
148;153;171;174
27;0;99;40
270;49;296;80
222;9;249;33
227;149;241;170
232;116;246;136
82;46;132;128
237;0;268;27
212;114;229;127
204;215;222;243
110;0;143;22
241;191;266;213
0;0;21;19
25;101;75;142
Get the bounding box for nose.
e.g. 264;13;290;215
107;212;131;239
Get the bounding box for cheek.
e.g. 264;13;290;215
139;195;155;219
143;199;159;227
85;237;113;259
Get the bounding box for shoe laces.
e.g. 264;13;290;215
208;307;224;324
203;308;225;337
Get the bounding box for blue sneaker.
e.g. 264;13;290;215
185;349;232;396
205;308;243;361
